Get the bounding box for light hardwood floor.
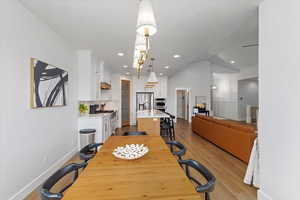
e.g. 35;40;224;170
26;119;257;200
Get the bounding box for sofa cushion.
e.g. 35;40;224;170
192;116;257;163
195;114;256;133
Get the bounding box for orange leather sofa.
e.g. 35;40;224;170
192;115;257;163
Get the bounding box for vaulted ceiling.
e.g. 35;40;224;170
19;0;261;76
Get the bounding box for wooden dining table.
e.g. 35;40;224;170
63;135;202;200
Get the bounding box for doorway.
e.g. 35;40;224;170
121;80;130;127
176;89;190;121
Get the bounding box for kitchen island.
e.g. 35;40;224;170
137;110;169;135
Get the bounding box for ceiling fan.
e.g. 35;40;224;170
242;43;259;48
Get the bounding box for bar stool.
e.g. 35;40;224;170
168;114;176;140
160;113;176;140
160;117;170;137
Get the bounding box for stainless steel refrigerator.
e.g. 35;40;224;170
136;92;154;111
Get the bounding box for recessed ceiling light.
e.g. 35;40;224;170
126;72;130;75
164;66;170;69
230;60;235;64
173;54;181;58
117;52;125;56
123;65;128;68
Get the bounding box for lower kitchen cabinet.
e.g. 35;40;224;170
78;115;111;145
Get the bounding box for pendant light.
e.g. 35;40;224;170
133;51;143;69
136;0;157;37
135;34;148;72
135;34;148;52
133;0;158;79
147;58;158;84
145;83;155;88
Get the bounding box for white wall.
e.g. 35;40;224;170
238;78;259;121
110;73;133;128
212;66;258;120
237;67;258;80
212;73;239;120
168;61;212;122
259;0;300;199
0;1;78;199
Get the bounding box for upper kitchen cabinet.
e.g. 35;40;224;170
133;76;168;98
98;63;112;100
145;76;168;98
77;50;111;101
78;50;95;101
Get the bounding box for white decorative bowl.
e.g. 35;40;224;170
112;144;149;160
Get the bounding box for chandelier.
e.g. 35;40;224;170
133;0;157;79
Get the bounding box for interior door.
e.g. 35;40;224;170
177;90;183;118
182;91;186;119
121;80;130;126
185;91;189;121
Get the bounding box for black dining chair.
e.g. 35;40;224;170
80;143;103;163
40;162;87;200
123;131;147;136
178;159;216;200
166;141;186;160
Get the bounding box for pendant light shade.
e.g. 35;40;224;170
145;83;155;88
147;72;158;84
135;34;148;51
147;57;158;84
136;0;157;36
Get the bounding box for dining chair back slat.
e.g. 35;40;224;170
41;163;87;200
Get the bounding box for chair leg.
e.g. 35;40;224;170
205;193;210;200
170;127;175;140
172;130;176;140
168;128;173;141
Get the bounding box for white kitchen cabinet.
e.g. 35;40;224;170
144;76;168;98
78;50;94;100
159;77;168;98
98;62;112;100
78;117;103;144
77;50;100;101
102;115;111;142
78;115;112;145
77;50;111;101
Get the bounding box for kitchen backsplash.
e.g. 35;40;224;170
79;100;119;111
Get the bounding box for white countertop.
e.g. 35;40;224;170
79;113;111;118
79;111;117;118
137;110;169;118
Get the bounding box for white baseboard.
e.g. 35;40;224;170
258;190;273;200
8;147;78;200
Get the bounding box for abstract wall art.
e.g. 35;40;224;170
30;58;68;108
